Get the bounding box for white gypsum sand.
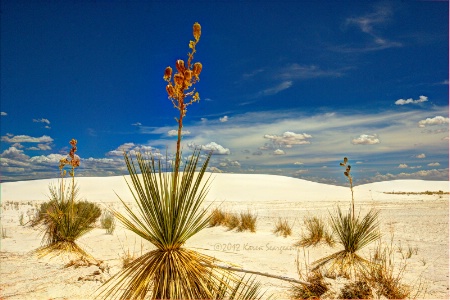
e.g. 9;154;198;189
1;174;448;299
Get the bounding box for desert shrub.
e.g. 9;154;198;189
295;215;334;247
237;210;257;232
339;280;372;299
273;217;292;237
100;210;116;234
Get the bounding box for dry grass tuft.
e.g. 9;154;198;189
237;210;257;232
295;215;334;247
226;214;241;231
273;218;292;237
339;280;373;299
361;236;414;299
291;250;329;299
209;207;228;227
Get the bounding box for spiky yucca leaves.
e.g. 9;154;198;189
99;150;241;299
312;207;380;278
35;182;99;259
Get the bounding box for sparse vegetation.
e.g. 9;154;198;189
209;208;257;232
291;250;329;299
273;217;292;237
361;236;413;299
295;215;334;247
383;190;448;195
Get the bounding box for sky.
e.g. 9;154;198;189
1;0;449;185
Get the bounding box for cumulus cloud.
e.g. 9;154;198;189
398;164;408;168
416;153;426;159
273;149;285;155
219;116;229;123
428;162;440;167
132;122;142;126
188;142;230;155
418;116;449;127
106;143;157;157
395;95;428;105
167;129;191;136
1;134;54;144
1;112;7;116
351;134;380;145
264;131;312;147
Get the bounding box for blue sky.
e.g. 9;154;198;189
1;0;449;185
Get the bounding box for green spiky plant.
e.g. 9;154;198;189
98;23;264;299
311;157;380;278
35;139;100;259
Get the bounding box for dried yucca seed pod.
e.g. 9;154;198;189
343;157;348;164
174;73;184;86
163;66;172;81
166;84;175;98
193;62;202;77
193;22;201;40
176;59;186;73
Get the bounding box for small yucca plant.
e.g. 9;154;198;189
35;139;99;259
312;158;380;278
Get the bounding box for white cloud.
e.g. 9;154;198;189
30;153;66;164
395;95;428;105
418;116;449;127
167;129;191;136
416;153;426;159
264;131;312;147
1;134;53;144
273;149;285;155
219;116;229;123
351;134;380;145
188;142;230;155
1;112;7;116
33;118;51;124
294;162;304;165
132;122;142;126
428;162;440;167
230;161;241;167
278;64;343;80
257;81;292;97
398;164;408;168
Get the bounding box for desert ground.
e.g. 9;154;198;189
1;174;449;299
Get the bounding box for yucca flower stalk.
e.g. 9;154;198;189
340;157;354;219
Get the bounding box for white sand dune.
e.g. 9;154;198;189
1;174;449;299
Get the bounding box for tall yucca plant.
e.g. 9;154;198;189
98;150;237;299
99;22;264;299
